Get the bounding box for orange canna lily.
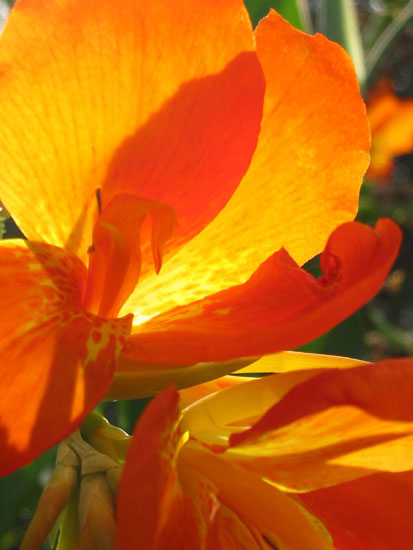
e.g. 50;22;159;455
367;77;413;181
117;355;413;550
0;0;398;476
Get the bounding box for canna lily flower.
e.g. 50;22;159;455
367;78;413;181
0;0;400;475
118;355;413;550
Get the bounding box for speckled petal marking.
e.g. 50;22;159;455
0;239;132;475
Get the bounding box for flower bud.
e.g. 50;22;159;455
79;474;117;550
91;423;131;460
105;465;123;495
68;430;119;476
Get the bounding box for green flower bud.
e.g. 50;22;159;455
105;465;123;496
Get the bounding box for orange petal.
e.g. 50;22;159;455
117;387;204;550
369;99;413;179
0;0;263;261
367;78;399;132
230;358;413;447
298;470;413;550
123;9;370;322
122;219;400;366
367;79;413;180
83;194;176;318
0;240;132;475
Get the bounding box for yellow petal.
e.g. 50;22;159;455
236;351;366;374
183;370;322;442
177;352;365;409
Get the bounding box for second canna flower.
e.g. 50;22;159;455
116;356;413;549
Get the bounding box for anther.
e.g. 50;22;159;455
96;188;102;216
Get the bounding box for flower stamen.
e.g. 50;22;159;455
83;193;176;318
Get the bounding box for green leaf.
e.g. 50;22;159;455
118;398;151;434
243;0;312;31
367;306;413;355
0;448;56;550
0;217;6;240
297;312;367;359
272;0;312;32
243;0;273;27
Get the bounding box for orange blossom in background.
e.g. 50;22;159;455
367;77;413;181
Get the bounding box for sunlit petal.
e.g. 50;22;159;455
123;9;370;321
121;219;400;368
231;358;413;446
0;0;263;261
224;359;413;491
177;351;365;409
235;351;366;374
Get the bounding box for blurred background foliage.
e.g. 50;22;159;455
0;0;412;548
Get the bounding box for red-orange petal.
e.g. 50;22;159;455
122;219;400;366
0;0;263;262
230;358;413;448
298;470;413;550
117;386;204;550
0;240;132;475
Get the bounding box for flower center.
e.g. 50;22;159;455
83;192;176;319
